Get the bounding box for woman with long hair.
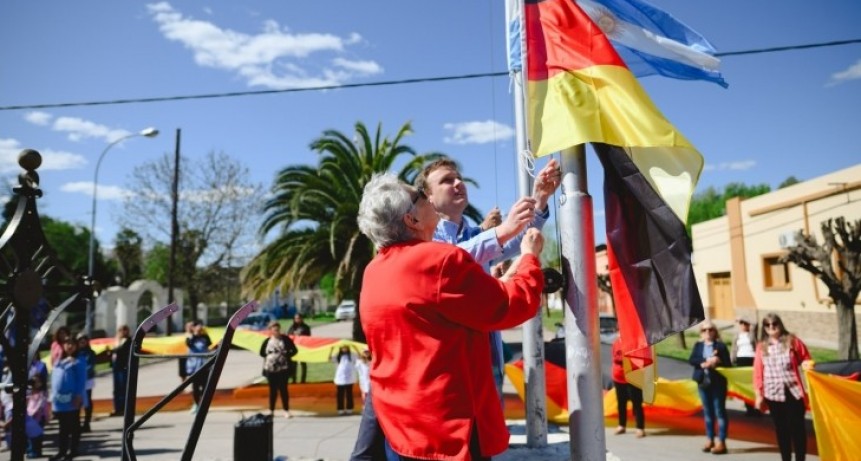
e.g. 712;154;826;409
753;313;813;461
259;320;298;418
688;320;732;455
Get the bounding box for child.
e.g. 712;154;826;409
51;336;86;460
356;349;371;402
27;375;51;457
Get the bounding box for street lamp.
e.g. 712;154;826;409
86;127;159;336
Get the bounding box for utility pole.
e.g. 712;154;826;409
167;128;181;334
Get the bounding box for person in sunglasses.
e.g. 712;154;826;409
689;320;732;455
753;313;813;461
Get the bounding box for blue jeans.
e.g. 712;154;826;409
113;369;128;413
697;384;728;441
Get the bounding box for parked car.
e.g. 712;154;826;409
599;313;619;344
334;300;356;321
237;312;277;331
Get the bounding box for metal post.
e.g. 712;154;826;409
167;128;181;333
559;145;606;460
512;63;548;447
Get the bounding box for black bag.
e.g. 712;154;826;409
234;413;273;461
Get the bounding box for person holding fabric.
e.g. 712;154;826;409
287;313;312;383
259;320;298;418
329;344;360;415
688;320;732;455
611;336;646;438
731;316;760;416
355;349;371;402
50;336;86;461
185;320;212;414
74;333;96;433
109;325;131;417
753;313;813;461
349;158;559;461
356;173;545;461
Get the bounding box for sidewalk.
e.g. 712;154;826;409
35;321;818;460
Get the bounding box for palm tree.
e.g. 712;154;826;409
242;121;481;341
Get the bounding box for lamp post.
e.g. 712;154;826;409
86;127;159;336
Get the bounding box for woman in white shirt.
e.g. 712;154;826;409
330;344;359;415
355;349;372;402
731;317;759;416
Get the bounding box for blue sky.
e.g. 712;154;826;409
1;1;859;258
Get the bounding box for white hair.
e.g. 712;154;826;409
358;173;413;249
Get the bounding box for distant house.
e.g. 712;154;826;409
691;163;861;347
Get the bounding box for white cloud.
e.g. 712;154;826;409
60;181;133;200
146;2;380;89
332;58;383;75
443;120;515;145
52;116;132;143
24;111;53;126
702;160;756;172
0;138;87;173
826;59;861;87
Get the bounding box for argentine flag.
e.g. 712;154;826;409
579;0;728;87
508;0;727;87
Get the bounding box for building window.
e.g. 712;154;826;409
762;256;791;290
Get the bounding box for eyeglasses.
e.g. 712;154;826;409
412;187;426;205
763;322;779;328
700;327;715;332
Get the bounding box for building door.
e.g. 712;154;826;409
708;272;733;320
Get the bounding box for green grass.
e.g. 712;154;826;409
542;310;838;363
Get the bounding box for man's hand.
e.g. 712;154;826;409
495;197;537;245
532;158;562;210
520;228;544;256
480;207;502;231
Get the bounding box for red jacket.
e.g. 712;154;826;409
753;335;811;406
611;338;626;384
360;240;544;460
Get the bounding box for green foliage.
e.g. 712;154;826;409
778;176;801;189
114;227;144;285
687;182;772;233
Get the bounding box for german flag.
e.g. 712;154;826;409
523;0;705;395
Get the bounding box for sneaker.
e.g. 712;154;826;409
283;411;292;419
635;429;646;438
614;426;625;435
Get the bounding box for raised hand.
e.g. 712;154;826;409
494;197;537;245
480;207;502;230
532;158;562;210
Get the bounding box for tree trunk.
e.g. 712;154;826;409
836;299;859;360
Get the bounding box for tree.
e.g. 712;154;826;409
114;228;144;285
778;176;801;189
781;217;861;360
241;121;480;341
121;150;262;317
687;182;771;233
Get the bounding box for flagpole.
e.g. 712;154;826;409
559;145;606;460
507;0;548;448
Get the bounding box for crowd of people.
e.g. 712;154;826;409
0;323;129;460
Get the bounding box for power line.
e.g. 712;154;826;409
1;38;859;112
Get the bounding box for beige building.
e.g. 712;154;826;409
691;163;861;348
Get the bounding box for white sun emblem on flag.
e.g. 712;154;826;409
594;7;620;39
